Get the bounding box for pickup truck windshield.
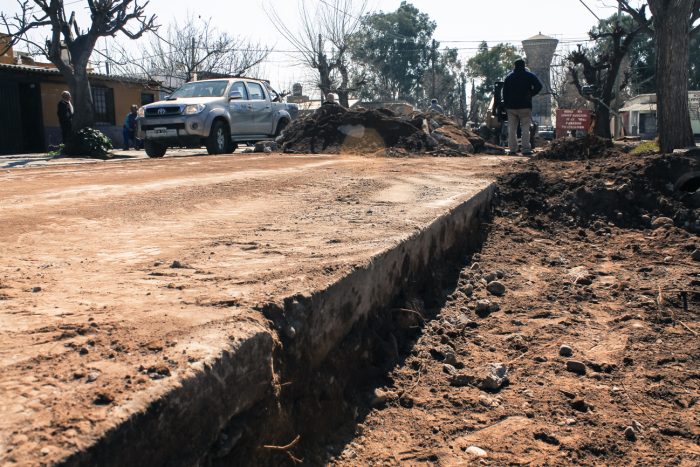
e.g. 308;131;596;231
169;80;228;99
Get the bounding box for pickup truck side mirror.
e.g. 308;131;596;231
229;91;243;100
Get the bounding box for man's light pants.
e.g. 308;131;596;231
507;108;532;153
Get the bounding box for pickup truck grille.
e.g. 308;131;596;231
145;106;182;117
141;123;185;130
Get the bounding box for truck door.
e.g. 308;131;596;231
228;81;254;135
245;81;274;135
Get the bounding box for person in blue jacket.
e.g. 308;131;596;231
122;104;141;150
503;58;542;155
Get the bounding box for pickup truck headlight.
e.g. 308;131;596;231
137;106;145;118
184;104;206;115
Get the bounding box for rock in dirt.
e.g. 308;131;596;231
570;398;591;412
624;426;637;441
475;299;492;314
651;217;674;229
691;249;700;261
559;345;574;357
486;280;506;296
372;388;397;407
465;445;488;458
566;360;587;375
479;363;509;391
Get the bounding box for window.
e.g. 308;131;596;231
246;82;265;100
231;81;249;99
91;86;115;124
141;93;155;105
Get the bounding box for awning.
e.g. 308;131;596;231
619;103;656;113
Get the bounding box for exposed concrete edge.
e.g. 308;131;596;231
59;183;495;466
274;183;496;365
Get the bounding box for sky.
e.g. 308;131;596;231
1;0;635;92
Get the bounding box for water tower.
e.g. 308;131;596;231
522;33;558;126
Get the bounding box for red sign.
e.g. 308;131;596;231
556;109;592;138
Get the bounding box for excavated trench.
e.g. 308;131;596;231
200;150;700;466
201;202;494;466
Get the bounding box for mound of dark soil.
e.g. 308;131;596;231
499;152;700;232
537;134;618;161
277;105;497;156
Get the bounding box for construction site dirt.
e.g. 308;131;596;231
1;146;699;466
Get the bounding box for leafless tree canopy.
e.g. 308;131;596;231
108;16;270;92
265;0;368;106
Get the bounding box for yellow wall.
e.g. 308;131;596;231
40;77;156;127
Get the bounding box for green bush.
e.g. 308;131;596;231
64;127;113;158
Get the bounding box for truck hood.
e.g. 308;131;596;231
145;97;222;108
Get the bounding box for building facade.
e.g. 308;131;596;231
0;40;159;154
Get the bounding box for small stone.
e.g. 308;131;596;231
460;284;474;296
559;345;574;357
450;373;475;387
484;272;497;283
632;420;644;432
479;363;508;390
86;372;99;383
495;270;505;279
79;347;89;355
566;360;586;375
371;388;392;406
570;398;590;412
94;392;114;405
486;281;506;296
475;299;491;314
651;217;673;229
624;426;637;441
465;446;487;458
443;351;458;366
443;364;457;375
470;262;480;271
692;249;700;261
31;286;42;293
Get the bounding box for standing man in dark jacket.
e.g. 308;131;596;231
57;90;73;144
503;58;542;155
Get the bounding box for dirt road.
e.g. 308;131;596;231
0;153;509;465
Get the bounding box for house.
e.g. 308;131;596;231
0;39;160;154
618;92;700;140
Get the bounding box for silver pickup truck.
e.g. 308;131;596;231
137;78;298;157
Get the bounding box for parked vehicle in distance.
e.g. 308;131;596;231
137;78;298;157
538;126;555;141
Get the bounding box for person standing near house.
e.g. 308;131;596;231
122;104;141;150
503;58;542;155
57;91;73;144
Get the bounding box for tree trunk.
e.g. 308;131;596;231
594;103;611;139
68;70;95;132
649;0;695;152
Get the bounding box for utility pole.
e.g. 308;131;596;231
191;37;197;81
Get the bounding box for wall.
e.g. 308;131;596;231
40;76;156;149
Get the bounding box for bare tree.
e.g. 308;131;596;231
1;0;156;132
108;16;270;92
618;0;700;152
266;0;367;107
568;17;643;139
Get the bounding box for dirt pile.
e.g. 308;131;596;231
277;105;500;156
537;134;619;160
500;152;700;232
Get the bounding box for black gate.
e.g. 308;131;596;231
0;80;44;155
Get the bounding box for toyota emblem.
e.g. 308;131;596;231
157;108;166;115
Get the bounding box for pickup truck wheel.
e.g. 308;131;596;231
145;140;167;158
226;142;238;154
274;119;289;137
206;121;230;155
